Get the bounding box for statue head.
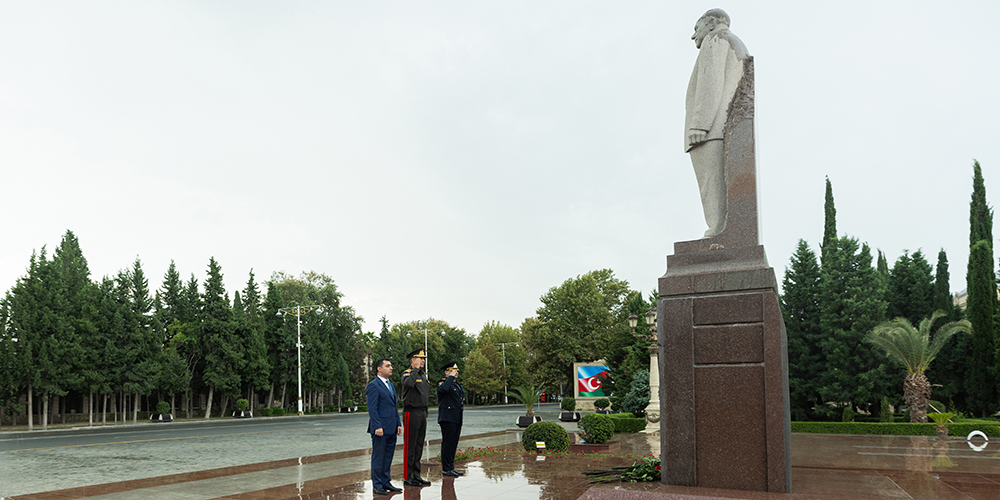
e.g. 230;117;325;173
692;8;730;49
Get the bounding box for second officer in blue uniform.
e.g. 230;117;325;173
437;361;465;476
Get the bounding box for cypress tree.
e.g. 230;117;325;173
933;250;957;320
821;177;837;263
119;258;160;423
927;249;968;408
781;239;823;420
818;238;890;416
965;161;998;417
886;250;935;326
240;270;270;406
877;250;889;276
966;240;997;416
201;257;241;418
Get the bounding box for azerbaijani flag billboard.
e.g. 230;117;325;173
577;365;610;397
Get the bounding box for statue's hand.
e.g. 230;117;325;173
688;129;708;146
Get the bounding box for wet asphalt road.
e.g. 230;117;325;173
0;403;563;497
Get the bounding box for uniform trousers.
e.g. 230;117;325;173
403;407;428;480
439;421;462;472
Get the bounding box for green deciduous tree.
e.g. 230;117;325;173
522;269;631;394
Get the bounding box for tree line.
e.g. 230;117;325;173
0;232;371;429
782;162;999;420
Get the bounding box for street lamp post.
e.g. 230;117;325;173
277;304;323;416
642;307;660;431
629;308;660;431
495;342;518;404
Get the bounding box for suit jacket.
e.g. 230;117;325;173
684;28;749;152
366;377;401;435
436;375;464;424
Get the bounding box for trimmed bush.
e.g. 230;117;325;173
156;402;171;414
358;405;367;412
237;399;249;412
790;421;1000;437
521;421;570;452
612;416;647;433
593;398;610;410
609;396;623;412
257;407;272;416
580;413;615;444
271;407;286;417
879;397;894;423
344;399;354;407
561;397;576;412
841;406;855;422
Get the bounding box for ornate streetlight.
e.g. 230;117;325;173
643;306;660;430
277;304;324;416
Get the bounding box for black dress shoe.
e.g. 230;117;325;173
418;477;431;485
373;487;389;495
403;479;423;487
385;484;402;492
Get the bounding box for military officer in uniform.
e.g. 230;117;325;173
437;361;465;476
401;348;431;487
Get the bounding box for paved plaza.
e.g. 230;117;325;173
3;425;1000;500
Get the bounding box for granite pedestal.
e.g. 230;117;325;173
660;42;790;492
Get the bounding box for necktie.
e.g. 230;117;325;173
385;380;395;399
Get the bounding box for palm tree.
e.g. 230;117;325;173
865;310;971;423
506;384;539;417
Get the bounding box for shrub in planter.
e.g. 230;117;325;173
150;402;173;422
579;413;614;444
521;421;570;452
593;398;610;411
559;396;580;421
237;399;249;412
561;397;576;412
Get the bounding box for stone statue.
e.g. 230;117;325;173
685;8;750;238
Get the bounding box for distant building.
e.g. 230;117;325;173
952;287;1000;310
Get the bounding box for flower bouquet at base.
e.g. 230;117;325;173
582;456;661;483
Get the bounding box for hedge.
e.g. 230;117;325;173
612;417;647;433
790;421;1000;437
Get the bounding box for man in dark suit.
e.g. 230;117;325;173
437;361;465;476
366;358;403;495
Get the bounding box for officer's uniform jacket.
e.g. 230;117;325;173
436;375;464;424
400;367;430;410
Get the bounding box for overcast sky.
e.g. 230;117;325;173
2;1;997;336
